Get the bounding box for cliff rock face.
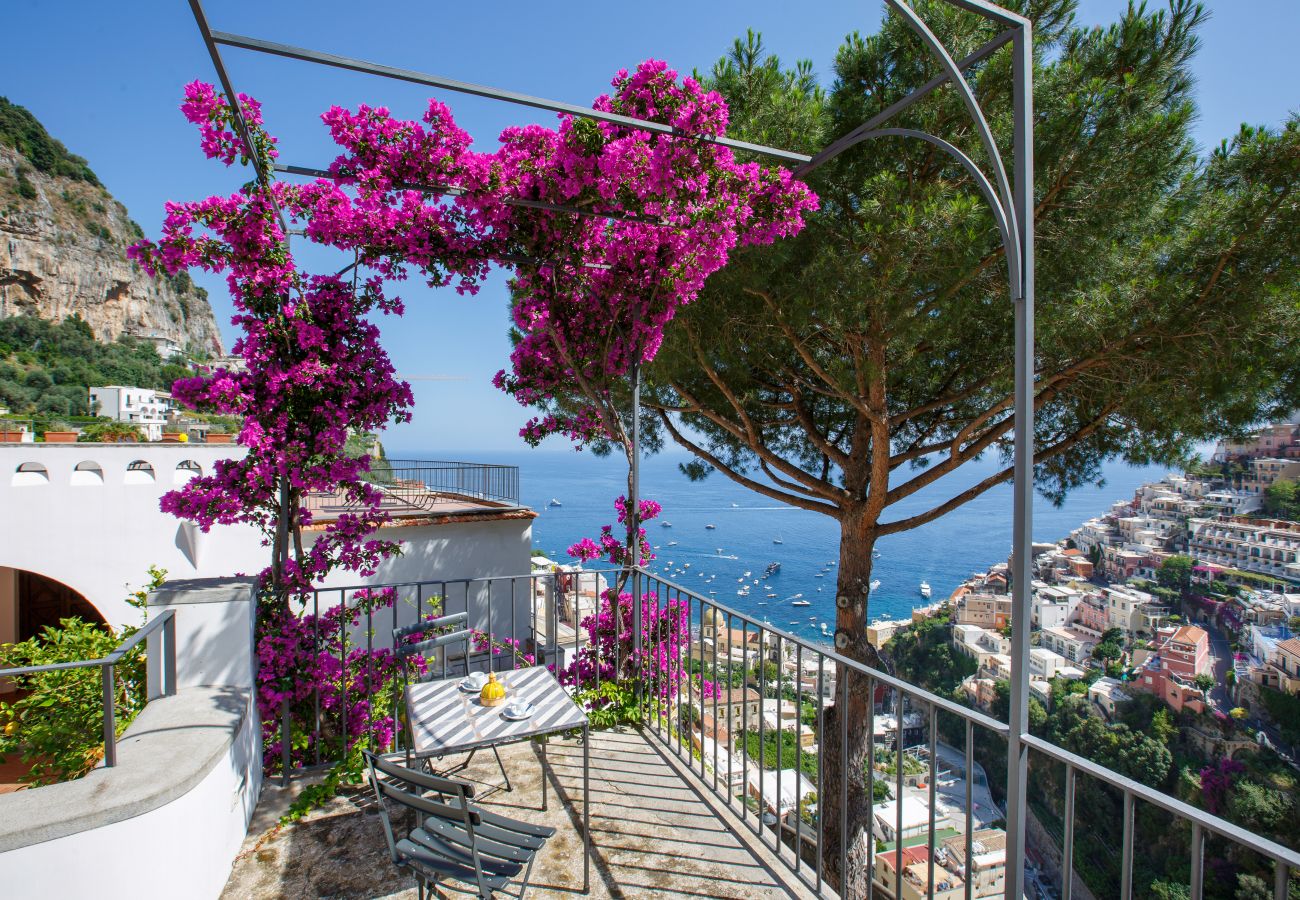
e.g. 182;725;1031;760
0;144;224;356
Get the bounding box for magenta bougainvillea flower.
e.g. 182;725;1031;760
131;66;812;764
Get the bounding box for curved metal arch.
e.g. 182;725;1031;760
832;126;1022;299
884;0;1020;261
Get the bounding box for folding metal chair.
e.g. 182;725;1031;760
395;612;512;790
364;751;555;899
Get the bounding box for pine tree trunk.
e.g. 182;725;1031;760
821;510;880;898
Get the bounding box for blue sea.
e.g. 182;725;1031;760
402;448;1172;642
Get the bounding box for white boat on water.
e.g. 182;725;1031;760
791;600;811;607
870;579;881;591
919;580;932;599
548;498;562;507
773;536;784;545
667;540;678;546
705;524;717;530
731;502;739;508
661;522;672;528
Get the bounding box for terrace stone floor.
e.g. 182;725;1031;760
223;727;822;899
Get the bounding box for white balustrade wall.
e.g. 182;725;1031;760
0;444;533;632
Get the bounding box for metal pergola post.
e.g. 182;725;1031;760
183;0;1035;893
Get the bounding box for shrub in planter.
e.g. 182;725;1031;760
0;568;166;785
78;421;140;443
42;430;77;443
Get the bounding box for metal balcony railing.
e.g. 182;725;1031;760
277;567;1299;899
0;609;177;768
302;458;520;517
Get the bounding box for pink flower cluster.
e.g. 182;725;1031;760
566;495;661;566
257;587;405;770
560;589;715;703
131;67;810;759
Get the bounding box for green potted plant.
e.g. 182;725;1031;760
41;422;78;443
78;421;140;443
206;422;234;444
0;422;26;442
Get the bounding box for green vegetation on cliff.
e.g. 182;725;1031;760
0;96;98;184
0;315;193;417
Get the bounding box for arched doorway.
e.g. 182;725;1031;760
0;567;106;646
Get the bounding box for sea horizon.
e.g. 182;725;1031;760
390;445;1181;642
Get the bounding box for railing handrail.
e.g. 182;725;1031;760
634;566;1011;735
0;608;177;768
1024;733;1300;870
376;458;520;470
315;567;624;599
0;609;177;678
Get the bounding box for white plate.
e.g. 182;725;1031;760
501;705;534;721
460;678;487;693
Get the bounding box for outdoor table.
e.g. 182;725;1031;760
405;665;590;892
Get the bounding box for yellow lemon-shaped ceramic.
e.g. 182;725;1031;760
480;672;506;707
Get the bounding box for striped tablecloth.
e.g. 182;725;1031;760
407;665;588;758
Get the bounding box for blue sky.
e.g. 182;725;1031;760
2;1;1295;453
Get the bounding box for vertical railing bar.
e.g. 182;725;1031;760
101;663;116;768
816;653;825;894
314;590;321;766
1121;789;1134;900
867;674;877;900
758;622;768;839
365;590;373;752
772;631;783;858
726;610;734;805
1063;763;1076;900
281;694;291;786
340;589;348;756
1274;861;1289;900
741;616;750;825
790;642;800;873
926;703;937;900
700;599;708;783
895;687;905;900
163;609;177;697
839;669;848;896
392;586;401;754
712;606;720;792
1189;820;1202;900
964;719;974;900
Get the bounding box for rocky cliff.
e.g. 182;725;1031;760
0;134;224;357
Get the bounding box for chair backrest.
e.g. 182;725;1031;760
394;612;471;683
364;750;479;866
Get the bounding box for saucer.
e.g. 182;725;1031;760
460;678;488;693
501;703;534;721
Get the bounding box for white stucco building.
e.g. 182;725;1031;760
88;386;176;441
0;444;534;654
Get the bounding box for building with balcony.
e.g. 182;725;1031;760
954;592;1012;630
1217;422;1300;462
1190;517;1300;586
941;828;1008;897
1041;625;1100;664
872;845;966;900
88;386;176;441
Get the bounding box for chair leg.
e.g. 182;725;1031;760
492;745;512;792
518;853;537;899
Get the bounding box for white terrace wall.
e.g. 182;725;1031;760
0;444;535;643
0;444;266;628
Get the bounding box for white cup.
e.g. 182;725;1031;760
467;671;488;689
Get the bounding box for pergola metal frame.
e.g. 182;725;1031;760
185;0;1036;895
